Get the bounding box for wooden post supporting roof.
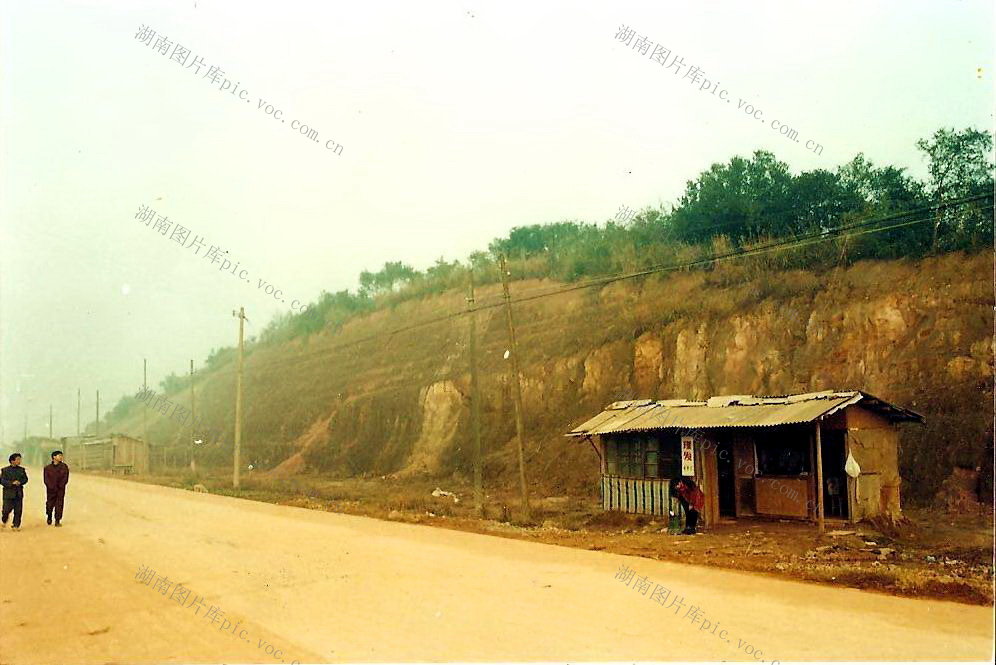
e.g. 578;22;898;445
815;419;825;534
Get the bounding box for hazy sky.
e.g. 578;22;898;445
1;0;992;441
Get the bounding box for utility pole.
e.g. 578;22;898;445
49;404;53;439
233;307;247;489
499;255;531;521
143;359;148;445
76;388;81;436
23;393;33;445
930;197;946;254
190;359;197;473
467;270;483;517
95;390;100;438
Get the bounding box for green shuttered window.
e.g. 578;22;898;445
604;434;679;479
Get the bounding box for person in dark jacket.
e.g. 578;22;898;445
1;453;29;531
44;450;70;526
672;477;705;535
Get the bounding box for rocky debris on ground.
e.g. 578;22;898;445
539;519;563;532
536;496;571;511
431;488;460;503
805;545;839;558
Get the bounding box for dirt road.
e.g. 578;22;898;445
0;470;992;664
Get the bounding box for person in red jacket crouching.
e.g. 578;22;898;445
44;450;70;527
672;477;705;535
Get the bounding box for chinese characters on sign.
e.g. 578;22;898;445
133;24;344;156
613;564;779;663
135;564;301;663
135;387;221;446
612;25;824;157
133;204;309;311
681;435;695;475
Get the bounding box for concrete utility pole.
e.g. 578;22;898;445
76;388;81;436
467;270;483;517
23;392;34;444
190;359;196;473
815;419;825;534
143;359;148;445
233;307;247;489
499;255;531;521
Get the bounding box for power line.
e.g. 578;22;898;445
177;207;994;439
177;193;994;380
498;193;993;305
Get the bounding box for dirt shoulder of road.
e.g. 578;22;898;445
111;469;995;607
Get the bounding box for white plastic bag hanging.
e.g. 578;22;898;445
844;452;861;478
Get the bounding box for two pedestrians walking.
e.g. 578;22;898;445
1;450;70;531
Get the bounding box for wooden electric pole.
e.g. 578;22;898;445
76;388;81;436
467;270;483;517
189;359;197;473
499;255;531;521
815;419;825;534
233;307;247;489
49;404;53;439
95;390;100;438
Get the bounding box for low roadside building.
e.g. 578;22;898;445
567;390;923;527
62;434;149;474
14;437;62;467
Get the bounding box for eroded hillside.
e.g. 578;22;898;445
112;252;993;502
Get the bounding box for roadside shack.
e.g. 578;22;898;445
62;434;149;474
567;390;923;527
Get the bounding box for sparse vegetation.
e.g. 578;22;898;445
93;128;994;511
230;127;996;349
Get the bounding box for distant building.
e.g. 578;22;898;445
568;390;923;526
62;434;149;474
11;437;61;467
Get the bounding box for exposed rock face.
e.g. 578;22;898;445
117;253;993;502
582;342;632;400
398;381;465;477
673;324;711;399
633;333;665;395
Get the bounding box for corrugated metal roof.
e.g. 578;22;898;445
567;390;923;436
